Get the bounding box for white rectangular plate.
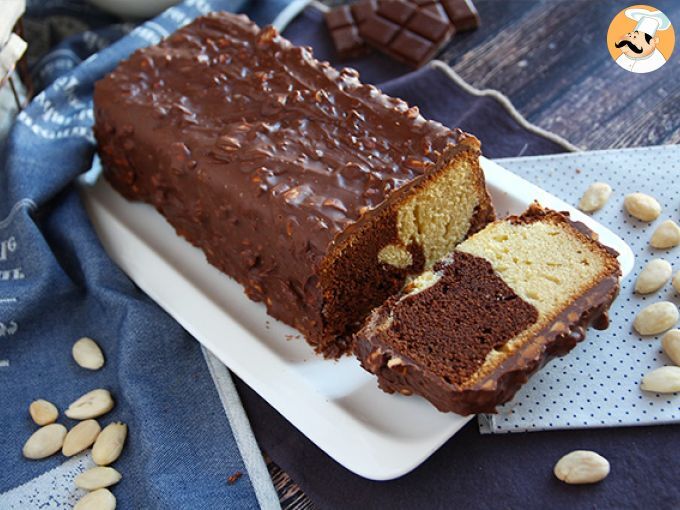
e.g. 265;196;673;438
79;157;634;481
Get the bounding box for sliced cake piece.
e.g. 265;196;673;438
354;204;621;414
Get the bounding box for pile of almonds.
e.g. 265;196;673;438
578;185;680;250
631;230;680;393
577;184;680;393
557;186;680;486
22;337;126;510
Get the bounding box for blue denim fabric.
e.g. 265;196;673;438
0;1;294;508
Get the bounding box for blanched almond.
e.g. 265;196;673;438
92;422;127;466
75;466;122;490
63;419;101;457
640;366;680;393
74;488;116;510
23;424;67;459
554;450;610;484
578;182;612;212
65;389;114;420
633;302;679;336
29;399;58;426
635;259;672;294
72;337;105;370
673;271;680;293
624;193;661;221
661;329;680;366
650;220;680;249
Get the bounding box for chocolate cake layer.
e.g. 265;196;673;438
354;205;621;414
94;12;494;356
374;251;538;383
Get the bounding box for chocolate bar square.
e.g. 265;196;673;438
325;0;378;59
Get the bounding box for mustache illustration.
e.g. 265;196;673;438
615;39;643;53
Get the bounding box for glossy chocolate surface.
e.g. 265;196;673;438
94;12;477;354
98;13;457;252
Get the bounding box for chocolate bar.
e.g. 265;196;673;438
438;0;480;31
326;0;480;65
324;0;376;59
359;0;455;68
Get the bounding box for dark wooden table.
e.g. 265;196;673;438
270;1;679;507
323;0;680;150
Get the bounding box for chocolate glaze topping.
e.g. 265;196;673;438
97;13;456;252
94;12;485;355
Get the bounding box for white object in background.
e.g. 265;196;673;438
0;0;25;47
80;157;633;480
0;32;27;79
626;8;672;37
87;0;180;19
0;71;24;140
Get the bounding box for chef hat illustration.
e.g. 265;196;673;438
625;8;671;37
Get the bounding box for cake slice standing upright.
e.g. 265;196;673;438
354;204;621;414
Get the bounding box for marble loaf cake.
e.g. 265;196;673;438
93;12;494;357
354;205;621;414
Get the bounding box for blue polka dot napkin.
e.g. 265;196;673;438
479;145;680;434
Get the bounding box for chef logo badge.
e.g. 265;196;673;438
607;5;674;73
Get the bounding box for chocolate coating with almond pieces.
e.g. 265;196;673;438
94;12;472;355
